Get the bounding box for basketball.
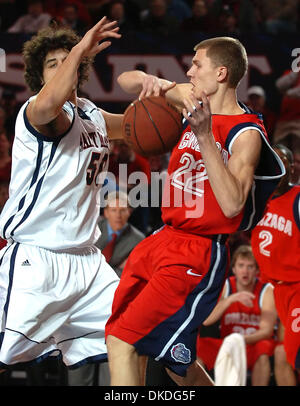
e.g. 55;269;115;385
122;96;182;157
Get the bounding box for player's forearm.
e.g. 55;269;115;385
32;46;83;124
203;297;231;326
244;327;273;345
198;135;247;218
117;70;147;94
117;70;190;110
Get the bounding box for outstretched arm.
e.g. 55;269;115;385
117;70;192;111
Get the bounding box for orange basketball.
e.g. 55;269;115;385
122;96;182;157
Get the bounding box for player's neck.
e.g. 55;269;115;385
209;89;243;115
69;89;77;106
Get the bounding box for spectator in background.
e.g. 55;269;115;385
108;140;151;234
96;190;145;278
273;70;300;152
0;89;19;142
140;0;181;37
197;245;278;386
181;0;212;33
43;0;92;28
259;0;298;35
106;0;137;32
0;0;20;31
165;0;192;23
59;3;88;37
108;140;151;190
0;106;6;136
215;6;240;36
246;86;277;143
291;146;300;184
7;0;51;33
102;0;141;30
209;0;259;34
0;130;12;183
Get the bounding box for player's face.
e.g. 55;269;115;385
104;199;131;231
186;48;219;99
42;48;78;91
232;256;258;287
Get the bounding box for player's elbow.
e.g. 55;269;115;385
28;98;61;126
221;203;243;219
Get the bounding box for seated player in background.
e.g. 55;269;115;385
197;245;277;386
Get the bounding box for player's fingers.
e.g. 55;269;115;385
91;16;108;31
183;97;198;118
145;77;157;97
99;21;119;34
96;28;121;41
163;81;176;94
96;41;112;53
200;92;211;115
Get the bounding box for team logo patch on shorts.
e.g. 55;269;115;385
170;343;191;364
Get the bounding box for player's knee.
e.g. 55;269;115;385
274;344;287;365
255;353;270;368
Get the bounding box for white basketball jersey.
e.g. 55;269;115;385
0;97;109;250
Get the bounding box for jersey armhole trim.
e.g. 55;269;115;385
23;101;75;142
293;192;300;231
259;283;270;309
228;125;286;180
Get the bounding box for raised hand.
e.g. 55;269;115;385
76;16;121;58
182;92;212;141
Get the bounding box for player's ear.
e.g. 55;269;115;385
217;66;227;83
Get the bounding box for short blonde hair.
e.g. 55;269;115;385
194;36;248;88
231;245;257;268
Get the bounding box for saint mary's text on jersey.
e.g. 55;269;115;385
80;130;108;151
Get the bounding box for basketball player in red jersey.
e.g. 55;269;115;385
105;37;285;385
197;245;277;386
251;144;300;376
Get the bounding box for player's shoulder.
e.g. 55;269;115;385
77;97;98;113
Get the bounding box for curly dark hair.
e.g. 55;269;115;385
23;24;93;93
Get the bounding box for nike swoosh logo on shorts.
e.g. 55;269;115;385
186;268;202;277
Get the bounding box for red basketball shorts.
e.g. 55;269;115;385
105;225;229;376
273;281;300;369
197;336;276;371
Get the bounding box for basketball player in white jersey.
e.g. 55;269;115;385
0;17;124;370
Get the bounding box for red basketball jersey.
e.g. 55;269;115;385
251;185;300;282
220;276;270;338
161;107;284;236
